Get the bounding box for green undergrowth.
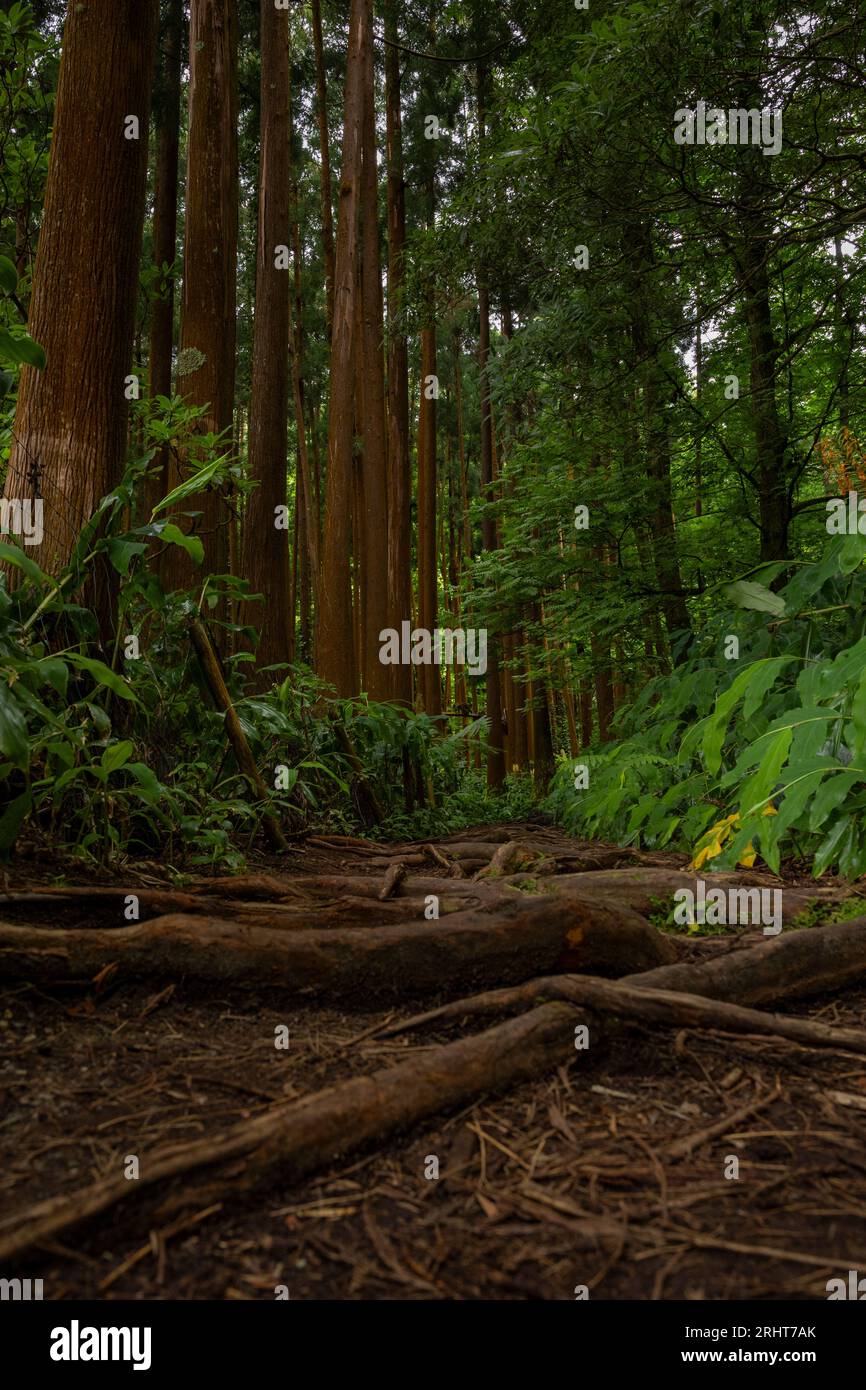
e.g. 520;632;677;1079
545;533;866;882
0;442;501;871
378;770;536;843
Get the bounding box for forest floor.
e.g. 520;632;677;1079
1;823;865;1301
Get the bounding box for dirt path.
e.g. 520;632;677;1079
1;823;865;1300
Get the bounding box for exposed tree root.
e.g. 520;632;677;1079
0;893;676;1000
4;914;866;1265
374;964;866;1058
0;1001;581;1263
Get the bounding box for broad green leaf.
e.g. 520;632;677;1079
0;684;28;766
159;523;204;565
45;739;75;769
101;740;134;774
725;580;786;617
839;823;866;878
0;790;31;853
814;815;854;877
738;726;792;819
150;455;226;515
106;537;146;575
808;770;862;833
701;657;793;775
0;326;45;369
0;254;18;294
852;667;866;758
53;764;91;794
0;540;46;584
720;709;834;787
839;532;866;574
126;762;163;803
34;657;69;698
69;655;137;702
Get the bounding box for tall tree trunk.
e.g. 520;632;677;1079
311;0;335;341
694;284;704;518
833;177;853;434
2;0;159;641
737;214;788;562
627;228;691;644
578;676;593;748
477;62;504;789
297;460;311;661
317;0;369;697
417;306;439;714
358;18;390;702
592;630;614;742
528;604;555;796
240;0;291;682
452;328;472;558
146;0;183;517
287;64;320;608
384;0;412;708
166;0;238;587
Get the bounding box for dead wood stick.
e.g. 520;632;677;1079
0;1001;580;1264
374;973;866;1056
665;1080;782;1160
424;843;453;870
189;618;287;852
378;862;407;901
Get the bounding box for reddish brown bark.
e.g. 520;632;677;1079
287;65;320;604
1;0;159;637
384;0;412;707
311;0;336;340
146;0;182;517
240;0;292;681
317;0;369;697
477;65;504;788
165;0;238;588
358;22;390;701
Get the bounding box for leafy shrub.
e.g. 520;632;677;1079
546;532;866;878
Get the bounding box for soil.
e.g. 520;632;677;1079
1;823;865;1301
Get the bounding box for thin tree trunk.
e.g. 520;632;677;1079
297;458;311;661
166;0;238;587
418;307;440;714
317;0;369;698
311;0;335;340
477;63;504;788
287;47;320;605
384;0;412;707
146;0;182;518
735;146;788;562
241;0;291;681
358;20;390;702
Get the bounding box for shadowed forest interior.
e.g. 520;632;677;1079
0;0;865;866
1;0;866;1314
